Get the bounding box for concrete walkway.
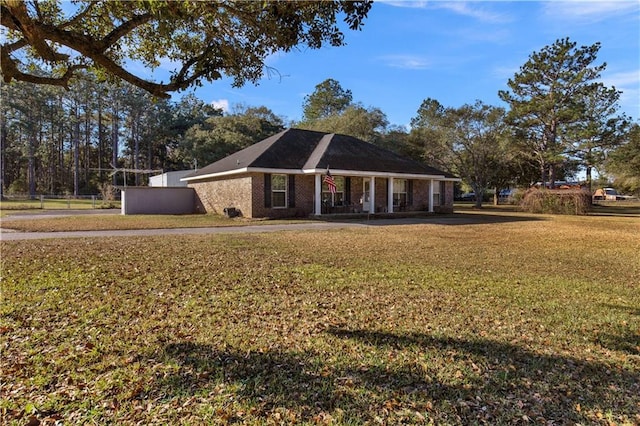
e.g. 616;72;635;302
0;221;372;241
0;210;533;241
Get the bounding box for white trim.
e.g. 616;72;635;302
387;177;394;214
369;176;376;214
302;168;459;181
428;179;434;213
362;177;371;213
314;174;322;215
181;167;302;182
182;166;461;183
181;167;249;182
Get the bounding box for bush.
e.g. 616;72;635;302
520;188;592;215
7;178;28;195
98;182;118;208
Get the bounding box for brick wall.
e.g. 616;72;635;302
435;181;455;213
374;178;388;213
189;174;253;217
251;173;315;218
190;172;456;218
349;177;365;212
411;180;430;211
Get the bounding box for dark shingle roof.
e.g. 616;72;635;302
183;128;456;180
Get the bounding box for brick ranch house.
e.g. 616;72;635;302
182;128;459;218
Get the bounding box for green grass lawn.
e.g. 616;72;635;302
0;198;120;216
2;214;639;425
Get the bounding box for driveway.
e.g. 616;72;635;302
0;210;538;241
0;221;372;241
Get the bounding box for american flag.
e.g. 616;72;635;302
323;168;337;194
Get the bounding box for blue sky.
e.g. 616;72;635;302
180;1;639;128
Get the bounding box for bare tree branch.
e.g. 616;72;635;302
1;46;84;88
1;2;68;62
0;1;372;98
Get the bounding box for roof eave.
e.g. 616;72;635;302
181;167;305;182
182;166;460;182
303;168;459;180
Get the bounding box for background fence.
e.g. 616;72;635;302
0;194;121;210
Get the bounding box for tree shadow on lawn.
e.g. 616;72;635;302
415;212;545;226
595;304;640;356
157;329;639;423
322;212;545;227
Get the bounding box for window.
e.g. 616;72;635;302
271;174;287;208
432;180;442;206
322;175;345;206
393;179;407;207
432;181;445;206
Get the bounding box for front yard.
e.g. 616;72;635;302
1;212;639;424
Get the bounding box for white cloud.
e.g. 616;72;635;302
542;1;640;23
601;70;640;119
435;2;512;23
211;99;230;112
601;70;640;88
378;54;432;69
377;1;429;9
381;0;512;23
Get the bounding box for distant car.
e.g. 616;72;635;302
593;187;634;201
460;192;475;201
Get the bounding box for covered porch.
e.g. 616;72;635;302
309;171;455;216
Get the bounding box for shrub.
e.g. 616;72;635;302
98;182;118;208
7;178;28;195
519;188;592;215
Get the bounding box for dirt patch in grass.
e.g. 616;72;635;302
2;215;639;425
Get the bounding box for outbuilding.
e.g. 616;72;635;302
149;170;192;187
182;128;459;218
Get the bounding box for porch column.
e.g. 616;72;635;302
314;174;322;215
428;179;434;213
369;176;376;214
387;177;394;213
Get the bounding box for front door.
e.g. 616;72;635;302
362;178;371;212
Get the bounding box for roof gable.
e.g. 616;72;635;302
184;128;456;180
251;129;326;169
307;132;446;175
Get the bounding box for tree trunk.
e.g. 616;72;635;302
84;111;91;188
111;103;119;186
98;100;104;181
28;133;36;198
134;120;140;186
0;106;6;200
73;110;80;197
540;162;547;189
472;185;484;209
